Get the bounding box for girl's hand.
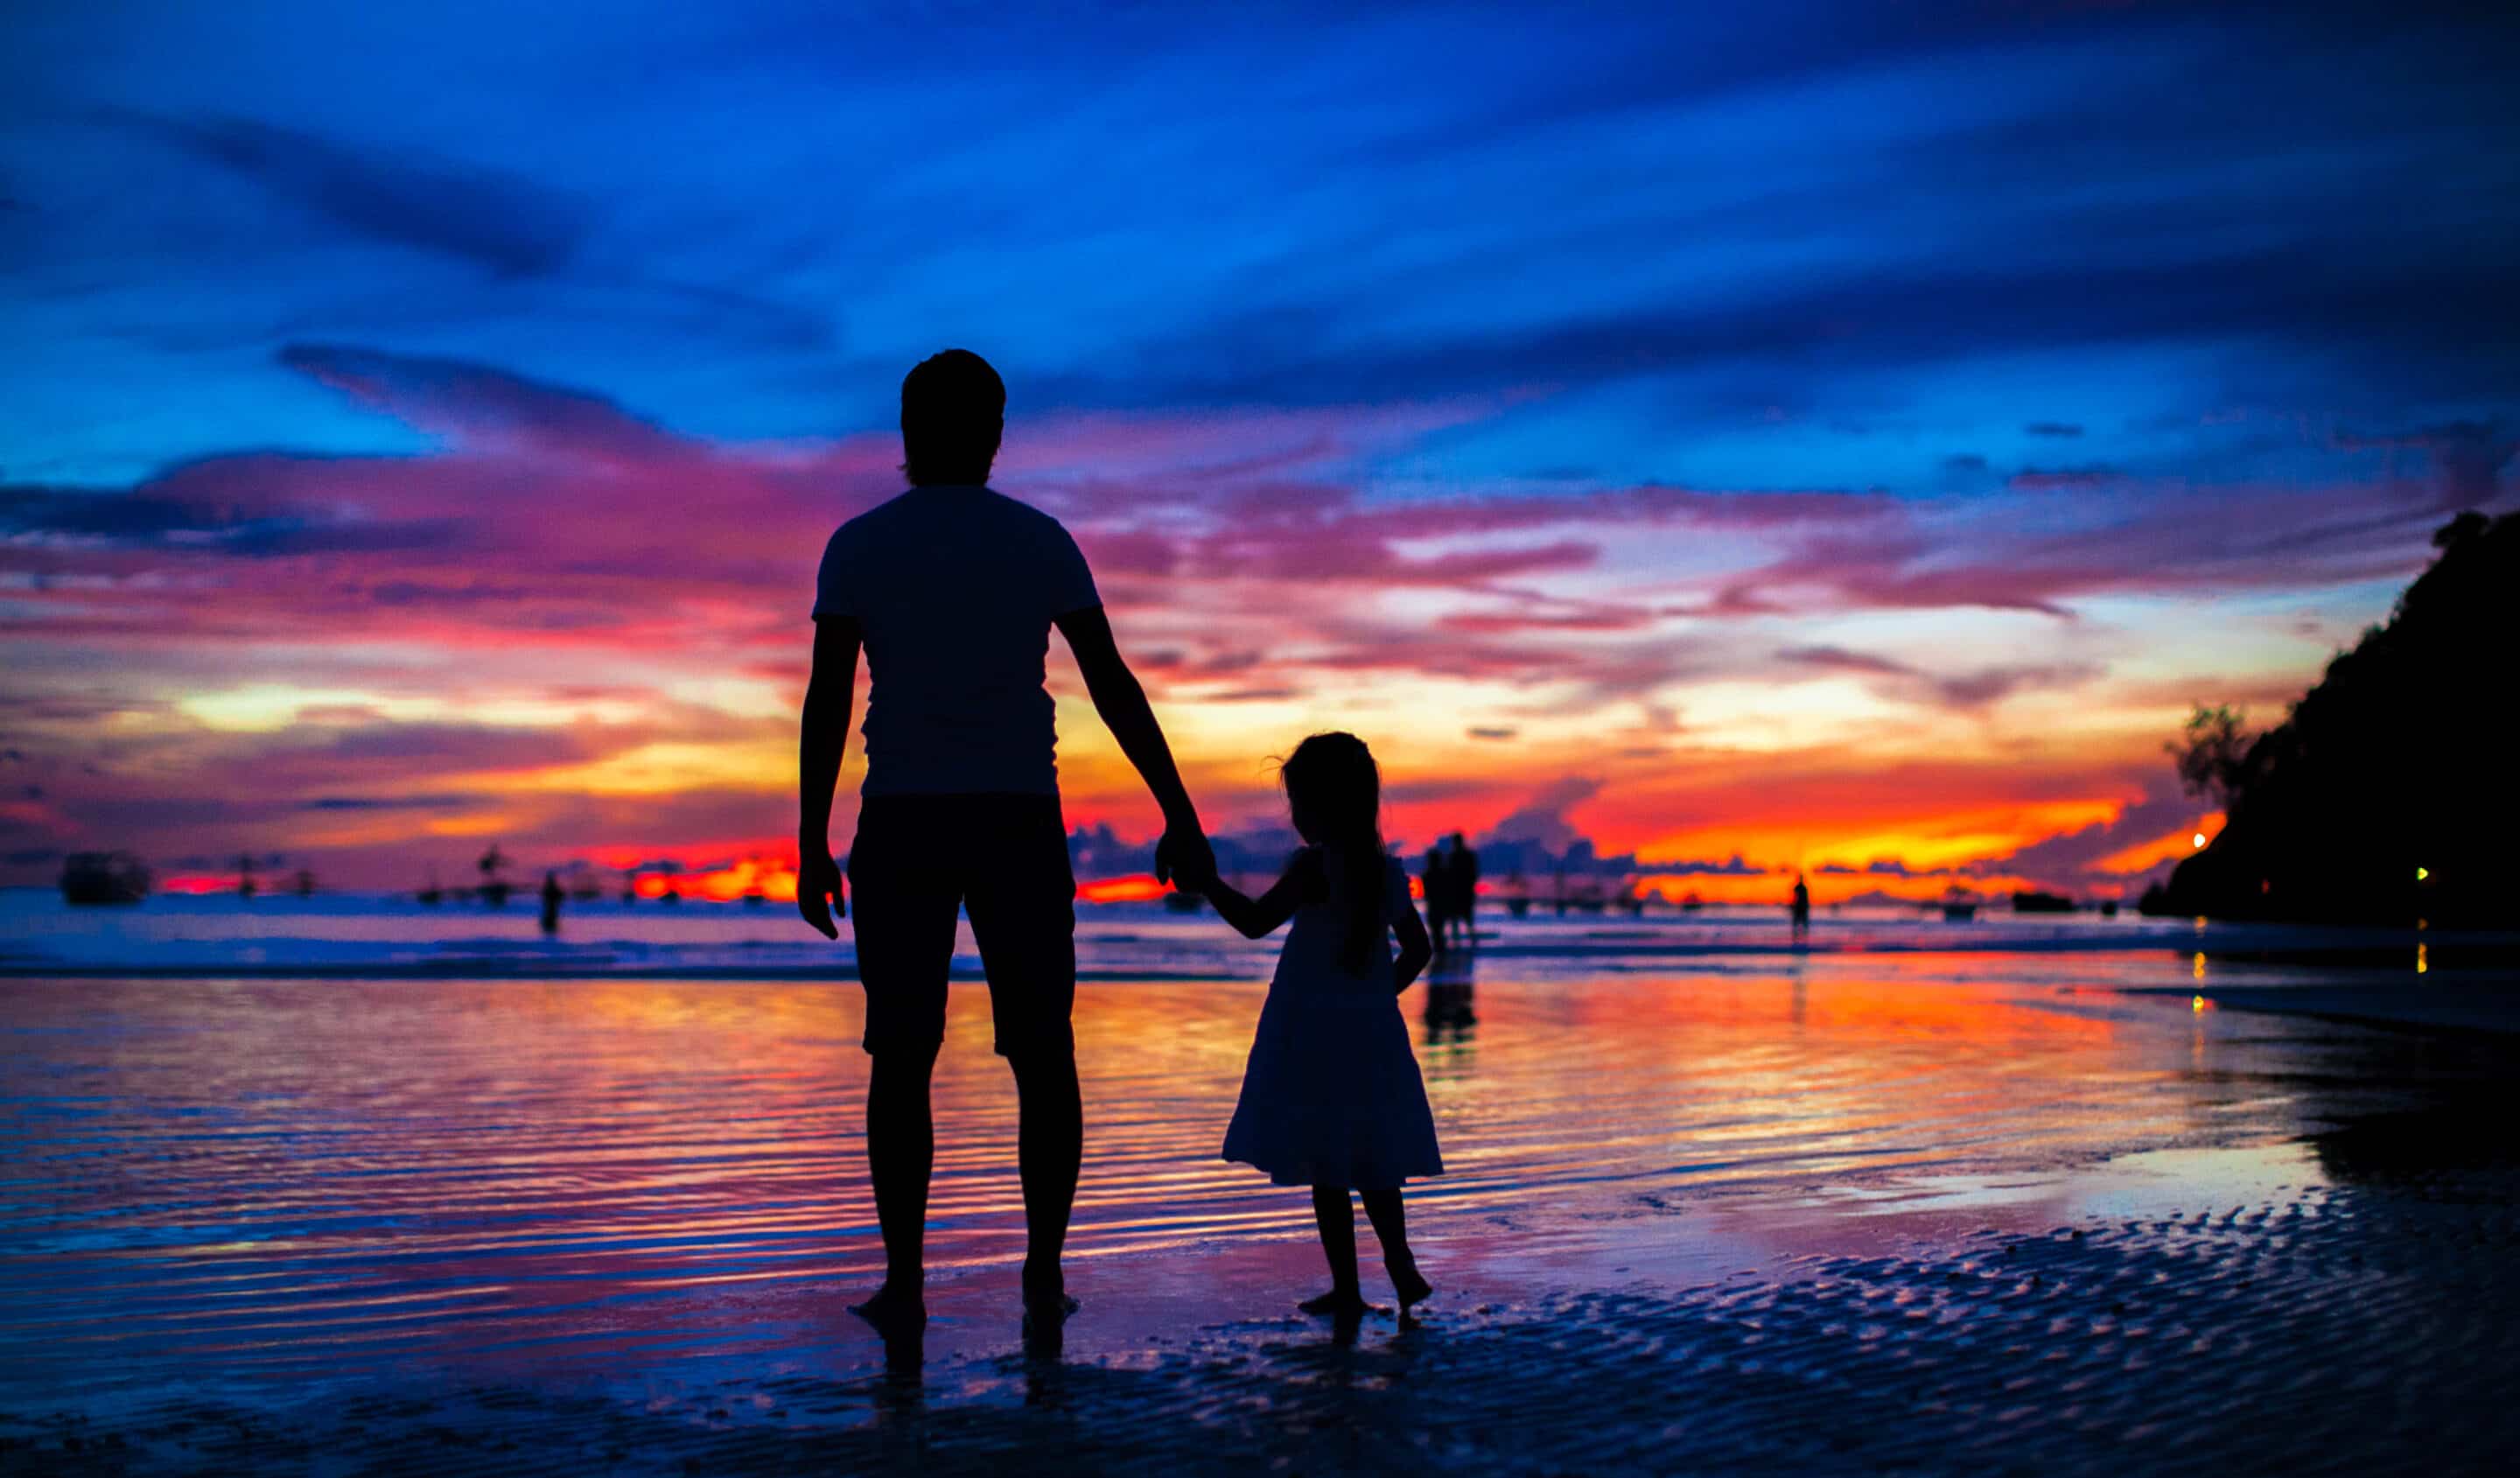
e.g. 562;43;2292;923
1154;823;1214;889
1171;849;1220;894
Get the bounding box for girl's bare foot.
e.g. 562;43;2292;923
1390;1262;1433;1310
1298;1287;1373;1318
849;1282;928;1331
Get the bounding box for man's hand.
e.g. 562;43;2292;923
797;850;844;939
1154;823;1214;892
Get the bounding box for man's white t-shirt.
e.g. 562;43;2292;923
813;485;1101;797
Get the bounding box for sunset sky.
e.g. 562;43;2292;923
4;2;2515;900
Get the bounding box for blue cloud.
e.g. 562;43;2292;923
2;3;2514;504
93;109;590;277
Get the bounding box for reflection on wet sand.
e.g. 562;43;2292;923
0;957;2505;1412
1422;951;1477;1048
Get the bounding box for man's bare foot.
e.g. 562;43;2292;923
849;1282;928;1331
1298;1287;1374;1318
1023;1286;1081;1319
1390;1262;1433;1309
1021;1261;1079;1319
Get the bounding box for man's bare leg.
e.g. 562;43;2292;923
852;1041;939;1328
1011;1049;1082;1313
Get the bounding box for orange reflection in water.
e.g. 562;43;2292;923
631;856;800;902
1078;872;1170;904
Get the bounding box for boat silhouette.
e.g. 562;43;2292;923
60;851;150;906
476;844;511;907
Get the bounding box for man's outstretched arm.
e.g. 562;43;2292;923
1054;605;1210;885
796;614;861;938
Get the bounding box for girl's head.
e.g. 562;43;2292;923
1280;732;1380;847
1280;732;1388;973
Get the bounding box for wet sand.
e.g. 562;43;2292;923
4;956;2516;1472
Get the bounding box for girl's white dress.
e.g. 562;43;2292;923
1222;851;1445;1190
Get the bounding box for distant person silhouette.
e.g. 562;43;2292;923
1789;872;1811;942
539;870;563;935
1447;831;1480;949
1421;841;1451;952
796;349;1211;1332
1173;733;1440;1318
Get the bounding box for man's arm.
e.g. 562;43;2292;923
1054;605;1209;885
796;614;861;938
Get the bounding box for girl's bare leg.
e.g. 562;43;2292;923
1361;1187;1432;1308
1300;1185;1370;1315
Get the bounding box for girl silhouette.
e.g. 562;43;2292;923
1176;732;1442;1315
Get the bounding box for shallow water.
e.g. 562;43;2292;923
0;950;2471;1418
0;886;2434;980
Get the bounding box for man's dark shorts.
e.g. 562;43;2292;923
846;792;1075;1058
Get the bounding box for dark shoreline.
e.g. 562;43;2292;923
10;1152;2516;1475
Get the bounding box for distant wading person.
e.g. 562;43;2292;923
1447;830;1479;949
1421;840;1451;950
796;350;1212;1330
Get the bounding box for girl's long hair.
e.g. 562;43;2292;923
1280;732;1387;974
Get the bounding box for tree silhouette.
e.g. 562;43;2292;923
2143;511;2516;927
2168;704;2253;808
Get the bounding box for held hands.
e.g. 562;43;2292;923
796;849;844;939
1155;823;1218;894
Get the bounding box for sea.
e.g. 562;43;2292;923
0;886;2409;982
0;886;2482;1418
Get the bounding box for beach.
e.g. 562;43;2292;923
4;900;2516;1472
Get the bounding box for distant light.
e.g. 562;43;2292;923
2416;866;2429;881
2192;952;2206;981
2193;992;2208;1011
2192;833;2207;850
2416;943;2429;977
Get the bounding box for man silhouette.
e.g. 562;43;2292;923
1448;830;1480;949
796;350;1210;1329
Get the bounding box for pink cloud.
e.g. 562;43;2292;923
5;343;2488;886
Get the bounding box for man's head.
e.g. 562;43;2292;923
900;349;1004;487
